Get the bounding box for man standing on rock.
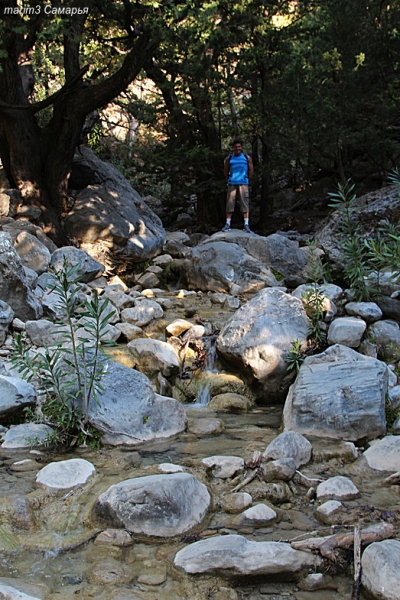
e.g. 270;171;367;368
222;139;254;233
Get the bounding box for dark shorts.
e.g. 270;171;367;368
226;185;249;213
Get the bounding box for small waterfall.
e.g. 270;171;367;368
190;336;217;409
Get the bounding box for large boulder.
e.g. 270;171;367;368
216;288;309;395
0;375;37;415
95;473;210;537
174;534;321;576
0;232;43;320
64;147;166;267
87;360;186;445
13;231;51;275
361;540;400;600
182;240;279;294
283;344;387;441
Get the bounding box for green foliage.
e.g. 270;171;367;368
9;260;113;448
328;180;373;300
385;397;400;433
302;287;327;345
284;339;307;372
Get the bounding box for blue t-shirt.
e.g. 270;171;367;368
227;153;249;185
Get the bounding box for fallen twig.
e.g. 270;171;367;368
351;522;362;600
231;468;262;493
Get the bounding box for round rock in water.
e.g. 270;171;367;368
361;539;400;600
36;458;96;490
364;435;400;472
316;476;359;501
95;472;210;538
1;423;53;449
263;431;312;468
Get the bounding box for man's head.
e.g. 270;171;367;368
232;139;243;155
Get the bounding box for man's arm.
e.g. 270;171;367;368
224;157;230;179
247;155;254;178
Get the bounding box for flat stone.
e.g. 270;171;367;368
94;529;133;546
36;458;96;490
364;436;400;471
344;301;383;323
202;455;245;479
316;476;360;501
157;463;184;473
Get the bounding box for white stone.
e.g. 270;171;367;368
345;301;383;323
202;455;244;479
263;431;312;468
127;338;180;377
158;463;184;473
166;318;193;337
362;539;400;600
364;436;400;472
316;476;359;501
36;458;96;490
121;300;163;327
237;504;277;525
327;316;366;347
315;500;343;523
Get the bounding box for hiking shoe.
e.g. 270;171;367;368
221;224;231;232
243;224;252;233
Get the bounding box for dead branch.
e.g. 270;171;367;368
291;522;395;562
231;468;262;493
383;471;400;486
351;523;362;600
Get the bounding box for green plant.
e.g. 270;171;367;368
302;287;327;345
284;339;307;372
364;219;400;285
385;397;400;433
10;260;113;448
328;179;373;301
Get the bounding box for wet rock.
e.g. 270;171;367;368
6;495;37;531
263;458;297;482
9;459;38;472
51;246;104;283
236;503;277;526
137;567;167;586
316;476;360;501
364;436;400;471
94;529;133;546
0;578;50;600
36;458;96;491
13;231;51;275
88;360;186;446
283;345;387;441
187;418;225;437
95;473;210;538
0;232;43;320
222;492;252;514
85;558;132;585
208;393;252;412
1;423;53;449
263;431;312;468
174;534;321;576
121;300;163;327
361;539;400;600
202;456;245;479
327;317;367;347
127;338;180;377
217;288;309;394
344;301;383;323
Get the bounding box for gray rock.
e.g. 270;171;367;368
376;296;400;322
127;338;180;378
95;473;210;537
136;271;160;288
315;500;344;525
367;320;400;361
237;504;277;525
1;423;53;449
216;288;309;394
186;418;225;437
0;300;14;345
0;375;36;415
183;240;278;294
65;147;165;266
263;458;297;482
263;431;312;468
297;573;336;591
0;578;49;600
202;455;244;479
25;319;68;346
327;316;367;347
51;246;105;283
361;539;400;600
101;290;135;311
364;436;400;472
36;458;96;490
316;476;360;501
292;282;343;304
87;360;186;445
208;393;252;412
13;231;51;275
174;534;321;576
114;322;143;342
0;232;43;320
222;492;252;514
166;318;193;337
344;301;383;323
121;300;163;327
283;345;387;441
